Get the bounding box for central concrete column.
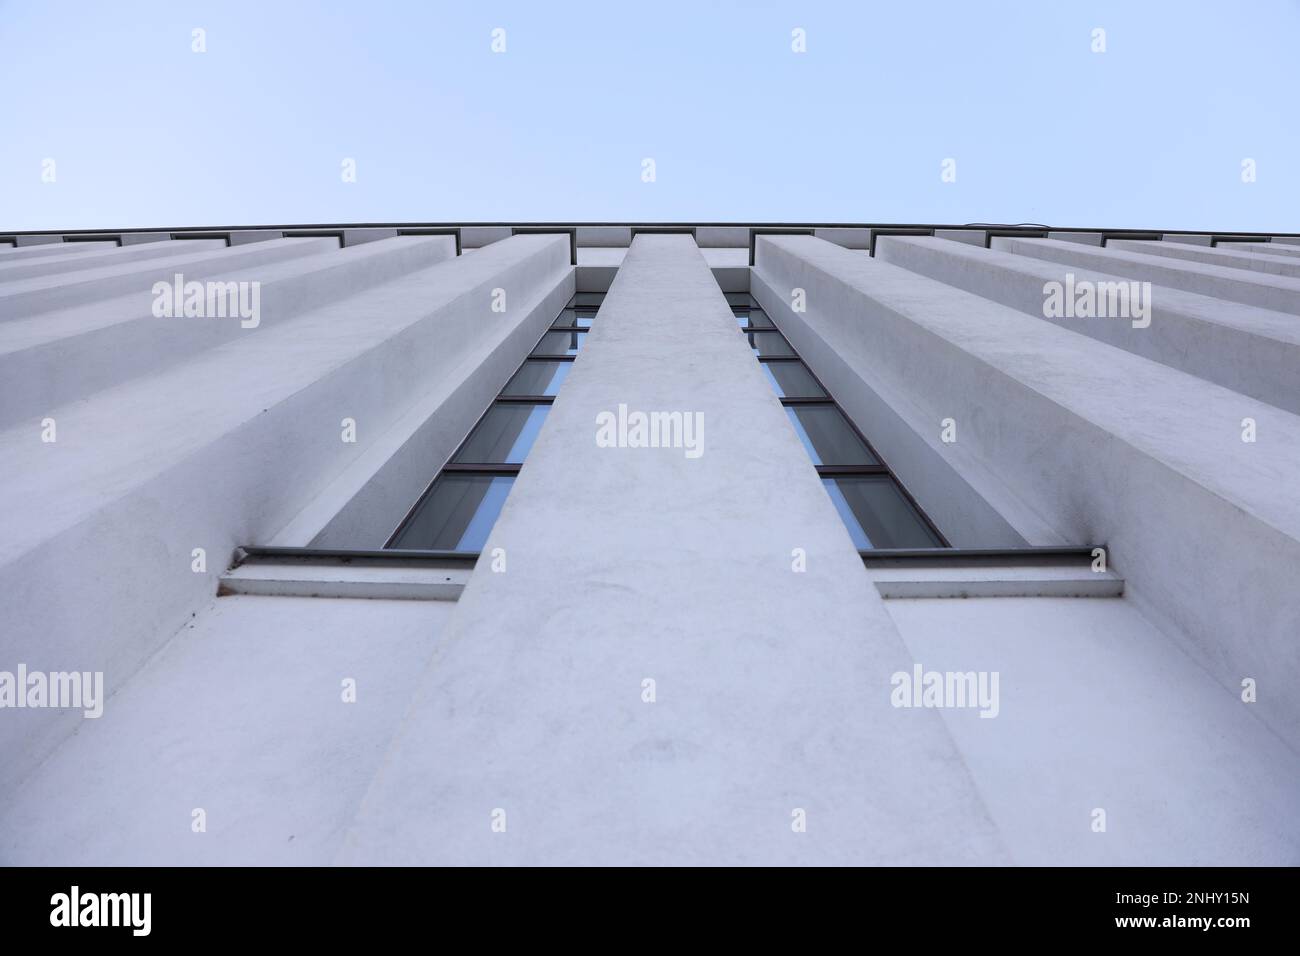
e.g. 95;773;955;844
340;234;1004;865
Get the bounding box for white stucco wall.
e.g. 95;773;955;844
755;234;1300;752
0;595;452;865
338;234;1008;865
2;224;1296;867
0;234;570;796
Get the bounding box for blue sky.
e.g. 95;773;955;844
2;0;1296;231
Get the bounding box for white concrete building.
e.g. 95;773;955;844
0;223;1297;866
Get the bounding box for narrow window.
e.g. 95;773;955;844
734;299;946;549
386;293;601;552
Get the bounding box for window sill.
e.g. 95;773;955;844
221;548;473;601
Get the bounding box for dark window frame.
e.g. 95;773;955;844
449;399;554;466
530;327;589;357
384;294;601;549
738;311;950;548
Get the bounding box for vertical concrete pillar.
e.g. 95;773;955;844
0;234;570;799
340;235;1004;865
753;234;1300;751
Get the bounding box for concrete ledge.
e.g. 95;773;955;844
220;561;469;600
0;234;571;798
869;564;1124;599
0;238;225;283
1224;242;1300;261
876;235;1300;415
0;236;340;320
0;236;434;429
0;240;117;260
755;234;1300;749
993;236;1300;315
1110;238;1300;279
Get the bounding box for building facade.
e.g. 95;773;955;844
1;223;1297;865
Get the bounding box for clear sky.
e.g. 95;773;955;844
2;0;1296;231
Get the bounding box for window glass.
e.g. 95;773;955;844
735;309;775;329
552;309;596;329
531;330;587;356
389;474;515;551
760;361;826;398
785;405;877;466
453;403;550;463
502;360;572;397
822;477;942;549
727;281;946;548
748;331;795;357
386;295;595;552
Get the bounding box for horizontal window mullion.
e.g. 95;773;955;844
440;463;523;475
736;294;950;549
385;294;592;552
815;464;890;476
